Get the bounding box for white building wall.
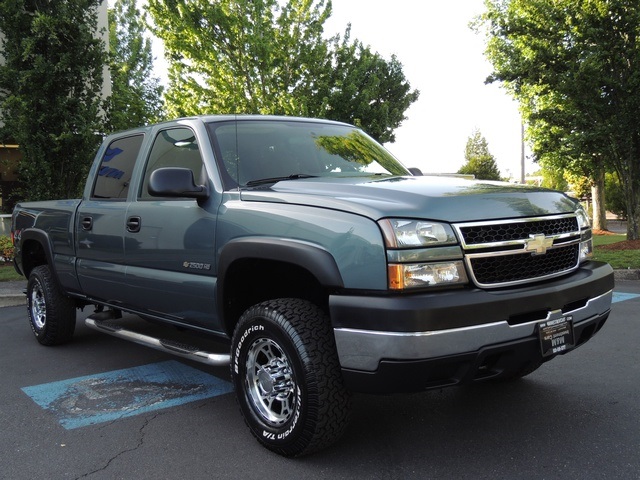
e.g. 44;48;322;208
96;1;112;100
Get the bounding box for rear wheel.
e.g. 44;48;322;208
231;298;351;457
27;265;76;345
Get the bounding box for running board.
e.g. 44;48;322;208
85;316;231;367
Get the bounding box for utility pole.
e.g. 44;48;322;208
520;121;525;184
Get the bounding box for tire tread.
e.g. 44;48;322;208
27;265;76;346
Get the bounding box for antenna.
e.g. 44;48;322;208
235;114;240;191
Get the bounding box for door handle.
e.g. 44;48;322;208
81;217;93;231
126;216;141;233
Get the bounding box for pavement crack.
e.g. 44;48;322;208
75;413;159;479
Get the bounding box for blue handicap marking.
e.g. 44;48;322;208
612;292;640;304
21;360;233;429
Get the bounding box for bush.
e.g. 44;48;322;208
0;235;14;263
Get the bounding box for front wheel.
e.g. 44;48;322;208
231;298;351;457
27;265;76;345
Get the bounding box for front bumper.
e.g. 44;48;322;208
329;261;613;393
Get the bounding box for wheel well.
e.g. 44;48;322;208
222;258;329;336
21;239;47;278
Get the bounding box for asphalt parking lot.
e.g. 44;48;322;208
1;281;639;479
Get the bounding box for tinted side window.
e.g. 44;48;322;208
92;135;144;200
140;128;204;200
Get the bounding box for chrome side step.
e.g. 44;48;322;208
85;315;231;367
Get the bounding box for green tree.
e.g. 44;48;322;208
107;0;164;132
146;0;418;143
537;164;568;192
0;0;106;202
605;172;627;220
458;130;501;180
322;28;419;143
147;0;331;118
479;0;640;239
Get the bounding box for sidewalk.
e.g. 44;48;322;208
606;219;627;234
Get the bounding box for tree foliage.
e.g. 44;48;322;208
107;0;165;132
146;0;419;143
458;129;501;180
479;0;640;239
605;172;627;220
0;0;107;202
147;0;331;118
323;28;420;143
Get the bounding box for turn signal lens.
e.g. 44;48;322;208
579;239;593;261
388;261;468;290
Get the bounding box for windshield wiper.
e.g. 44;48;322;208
245;174;318;187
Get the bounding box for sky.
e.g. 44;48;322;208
322;0;532;179
149;0;535;179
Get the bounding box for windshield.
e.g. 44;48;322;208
207;119;410;188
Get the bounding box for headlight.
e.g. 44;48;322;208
576;207;590;230
380;219;457;248
380;219;467;290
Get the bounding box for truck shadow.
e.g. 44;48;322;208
306;377;609;473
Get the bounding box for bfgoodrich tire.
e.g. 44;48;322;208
231;298;351;457
27;265;76;346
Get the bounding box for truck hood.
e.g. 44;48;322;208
239;175;579;222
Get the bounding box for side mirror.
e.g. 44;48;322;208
148;167;209;200
408;167;423;176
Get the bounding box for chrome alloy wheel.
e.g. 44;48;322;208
245;337;296;426
30;278;47;330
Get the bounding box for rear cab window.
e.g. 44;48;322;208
92;135;144;200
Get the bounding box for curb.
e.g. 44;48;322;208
0;295;25;308
614;269;640;281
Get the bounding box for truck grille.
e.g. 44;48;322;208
459;216;578;245
454;215;582;288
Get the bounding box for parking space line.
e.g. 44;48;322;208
21;360;233;429
612;292;640;304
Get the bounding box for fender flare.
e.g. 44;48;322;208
217;237;344;307
18;228;56;277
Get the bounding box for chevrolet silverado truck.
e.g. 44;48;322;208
12;115;614;456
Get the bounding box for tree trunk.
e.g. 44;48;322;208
620;151;640;240
591;169;607;231
626;187;640;241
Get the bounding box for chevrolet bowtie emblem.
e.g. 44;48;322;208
525;234;554;255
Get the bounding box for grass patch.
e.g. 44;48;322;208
593;249;640;269
592;234;640;269
0;264;24;282
592;234;627;247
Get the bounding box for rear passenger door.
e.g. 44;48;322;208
122;127;220;330
76;134;144;303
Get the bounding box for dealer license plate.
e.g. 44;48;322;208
538;315;575;357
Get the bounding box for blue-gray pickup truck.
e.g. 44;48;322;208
11;115;614;456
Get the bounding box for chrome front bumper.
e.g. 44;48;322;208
334;289;613;372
